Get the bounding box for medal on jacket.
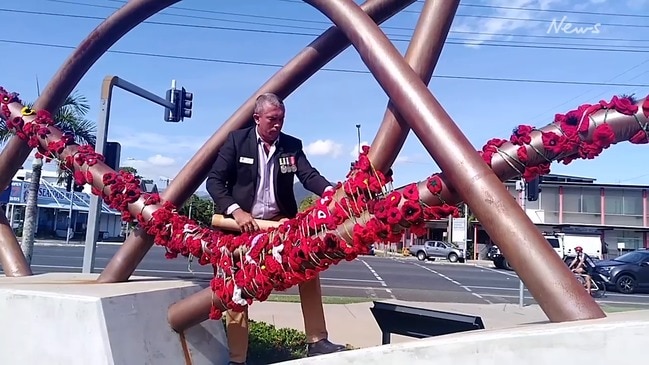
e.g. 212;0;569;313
289;156;297;172
280;157;288;173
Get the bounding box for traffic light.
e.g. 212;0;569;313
104;142;121;170
526;176;542;201
164;86;193;122
178;87;193;120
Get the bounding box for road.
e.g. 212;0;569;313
4;244;649;309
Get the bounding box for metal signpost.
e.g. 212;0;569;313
82;76;192;273
516;178;526;307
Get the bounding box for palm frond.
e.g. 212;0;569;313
0;117;10;144
55;109;96;146
59;91;90;117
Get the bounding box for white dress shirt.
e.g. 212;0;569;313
226;127;281;219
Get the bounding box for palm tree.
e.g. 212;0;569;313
0;91;96;264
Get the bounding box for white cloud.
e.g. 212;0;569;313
121;154;183;185
394;155;412;164
304;139;343;158
626;0;649;8
349;141;370;158
452;0;566;47
147;154;175;167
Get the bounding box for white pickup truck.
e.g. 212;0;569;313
487;232;603;270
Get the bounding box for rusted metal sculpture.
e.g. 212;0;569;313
169;0;462;330
305;0;604;321
0;214;32;276
0;0;622;332
97;0;418;283
0;0;178;278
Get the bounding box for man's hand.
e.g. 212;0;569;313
232;208;260;233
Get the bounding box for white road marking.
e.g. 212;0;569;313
412;262;493;304
466;285;649;299
477;293;649;307
359;259;396;299
476;265;519;278
29;264;388;287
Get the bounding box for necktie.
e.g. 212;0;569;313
262;142;270;156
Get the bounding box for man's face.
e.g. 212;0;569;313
254;102;284;143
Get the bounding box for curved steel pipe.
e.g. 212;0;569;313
0;0;177;278
99;0;417;284
0;214;32;277
368;0;459;170
0;0;179;192
167;98;648;330
305;0;605;322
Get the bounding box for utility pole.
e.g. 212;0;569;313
355;124;361;154
516;178;526;307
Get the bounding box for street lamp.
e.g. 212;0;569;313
355;124;361;154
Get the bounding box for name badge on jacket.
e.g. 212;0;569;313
279;154;297;173
239;156;254;165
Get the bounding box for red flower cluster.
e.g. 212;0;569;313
423;174;460;221
0;88;436;320
480;94;649;182
5;85;645;320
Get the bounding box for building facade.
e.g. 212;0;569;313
505;174;649;253
2;168;123;241
399;174;649;259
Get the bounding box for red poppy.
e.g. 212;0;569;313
426;174;443;195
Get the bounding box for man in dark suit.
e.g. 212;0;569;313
206;93;346;365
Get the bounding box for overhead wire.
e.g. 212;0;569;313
2;38;649;89
1;2;646;93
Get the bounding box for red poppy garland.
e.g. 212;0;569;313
2;87;648;319
0;87;432;319
479;93;649;182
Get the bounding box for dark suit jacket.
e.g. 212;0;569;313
206;126;331;219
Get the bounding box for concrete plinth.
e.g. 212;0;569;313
0;273;228;365
282;309;649;365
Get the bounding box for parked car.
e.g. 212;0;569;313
594;249;649;294
408;241;465;263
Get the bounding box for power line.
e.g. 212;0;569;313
59;0;649;34
2;38;648;88
274;0;649;20
36;1;649;46
526;58;649;125
459;3;649;19
4;7;649;53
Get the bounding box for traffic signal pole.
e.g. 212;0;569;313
82;75;192;273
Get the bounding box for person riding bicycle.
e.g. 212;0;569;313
569;246;593;292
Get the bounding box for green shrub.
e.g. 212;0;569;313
222;318;307;364
247;320;307;364
222;318;357;364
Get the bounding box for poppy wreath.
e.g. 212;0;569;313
479;94;649;183
0;87;433;319
2;87;648;318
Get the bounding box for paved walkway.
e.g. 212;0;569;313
249;299;549;349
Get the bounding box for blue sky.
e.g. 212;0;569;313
1;0;649;191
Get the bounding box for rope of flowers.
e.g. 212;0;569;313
0;87;438;319
2;87;648;319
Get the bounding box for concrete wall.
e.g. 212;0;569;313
0;273;228;365
283;309;649;365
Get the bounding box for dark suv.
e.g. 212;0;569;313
594;250;649;294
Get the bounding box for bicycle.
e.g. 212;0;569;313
574;272;606;298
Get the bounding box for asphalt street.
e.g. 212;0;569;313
5;243;649;309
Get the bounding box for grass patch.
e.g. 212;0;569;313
601;305;646;313
267;294;372;304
